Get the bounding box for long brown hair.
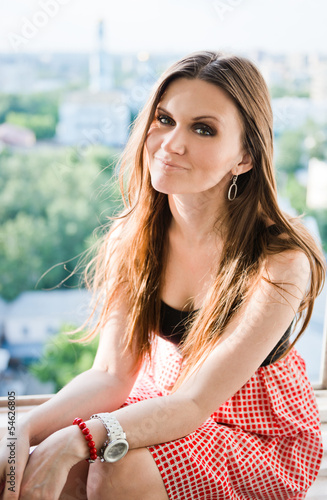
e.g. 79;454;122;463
80;51;326;382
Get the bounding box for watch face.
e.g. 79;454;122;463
103;439;129;463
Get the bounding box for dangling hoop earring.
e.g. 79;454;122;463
228;175;238;201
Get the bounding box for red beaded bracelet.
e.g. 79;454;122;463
73;417;98;463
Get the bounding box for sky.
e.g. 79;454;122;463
0;0;326;56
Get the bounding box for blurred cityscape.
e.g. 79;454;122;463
0;21;326;396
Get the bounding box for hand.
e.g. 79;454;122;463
18;426;87;500
0;426;30;500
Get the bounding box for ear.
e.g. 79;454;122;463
232;152;253;176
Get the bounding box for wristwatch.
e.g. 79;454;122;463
90;413;129;463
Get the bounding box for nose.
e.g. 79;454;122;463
161;126;186;155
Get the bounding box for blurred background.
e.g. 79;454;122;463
0;0;326;396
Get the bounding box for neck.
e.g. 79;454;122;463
168;190;227;245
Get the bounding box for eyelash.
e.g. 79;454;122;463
155;114;216;137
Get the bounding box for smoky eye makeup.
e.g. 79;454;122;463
156;114;174;125
155;109;217;137
192;122;216;136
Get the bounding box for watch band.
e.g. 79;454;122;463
90;413;128;462
91;413;126;442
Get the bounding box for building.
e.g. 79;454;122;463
89;19;114;93
0;123;36;148
56;89;130;148
0;297;8;339
306;158;327;210
56;20;130;148
2;289;92;362
309;53;327;102
272;97;327;134
0;289;94;395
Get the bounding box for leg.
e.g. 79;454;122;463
87;448;169;500
59;460;89;500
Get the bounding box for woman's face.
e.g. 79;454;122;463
145;78;252;197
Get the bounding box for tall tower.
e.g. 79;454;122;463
89;20;113;92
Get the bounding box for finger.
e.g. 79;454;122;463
2;445;30;500
2;465;19;500
19;464;71;500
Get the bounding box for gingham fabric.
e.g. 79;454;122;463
123;336;323;499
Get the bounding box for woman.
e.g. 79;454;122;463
0;50;325;500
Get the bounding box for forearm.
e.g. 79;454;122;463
114;394;202;447
85;392;203;455
21;368;134;446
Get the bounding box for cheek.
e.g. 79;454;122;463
200;140;237;167
145;128;161;155
197;145;221;167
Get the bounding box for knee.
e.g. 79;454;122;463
87;449;167;500
86;463;110;500
87;448;168;500
86;459;130;500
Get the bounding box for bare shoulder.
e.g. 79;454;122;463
264;249;310;292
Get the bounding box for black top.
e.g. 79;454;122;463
158;224;291;367
159;301;291;367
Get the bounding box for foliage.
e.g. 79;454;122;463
312;210;327;253
0;145;122;300
29;325;98;392
274;118;327;252
270;84;310;99
283;174;307;214
300;118;327;161
282;173;327;252
0;92;60;138
6;111;57;139
275;129;306;173
0;92;59;124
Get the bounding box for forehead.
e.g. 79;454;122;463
159;78;242;128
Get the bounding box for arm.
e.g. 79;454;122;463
84;249;311;451
0;300;140;500
21;305;140;446
23;222;136;444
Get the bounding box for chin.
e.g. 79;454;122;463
151;183;175;195
150;175;176;195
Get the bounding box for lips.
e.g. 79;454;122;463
155;156;186;169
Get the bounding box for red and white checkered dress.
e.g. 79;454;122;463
124;336;323;499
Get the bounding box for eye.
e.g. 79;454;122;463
193;123;215;136
156;114;174;126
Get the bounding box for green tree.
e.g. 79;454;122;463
0;92;60;124
275;129;306;174
29;325;98;391
313;210;327;253
6;111;57;139
280;173;307;214
275;119;327;252
270;84;310;98
0;145;122;300
301;119;327;161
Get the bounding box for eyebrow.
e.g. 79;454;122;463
157;106;224;126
